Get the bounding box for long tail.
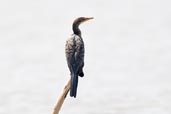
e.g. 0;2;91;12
70;73;78;98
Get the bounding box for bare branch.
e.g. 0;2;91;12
52;79;71;114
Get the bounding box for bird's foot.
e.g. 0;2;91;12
79;72;84;77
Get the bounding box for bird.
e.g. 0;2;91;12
65;17;93;98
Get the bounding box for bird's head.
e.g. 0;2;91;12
72;17;93;35
73;17;94;26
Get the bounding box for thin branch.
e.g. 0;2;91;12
52;78;71;114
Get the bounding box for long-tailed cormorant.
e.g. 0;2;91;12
65;17;93;97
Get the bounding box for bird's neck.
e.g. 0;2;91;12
72;23;81;36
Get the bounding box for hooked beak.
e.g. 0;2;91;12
84;17;94;22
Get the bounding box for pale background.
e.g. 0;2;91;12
0;0;171;114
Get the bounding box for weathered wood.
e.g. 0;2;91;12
52;79;71;114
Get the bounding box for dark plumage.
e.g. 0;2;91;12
65;17;93;98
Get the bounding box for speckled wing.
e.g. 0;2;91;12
65;34;84;74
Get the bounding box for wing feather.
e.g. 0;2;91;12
65;34;84;74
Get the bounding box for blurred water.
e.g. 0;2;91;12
0;0;171;114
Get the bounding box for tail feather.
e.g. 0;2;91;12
70;74;78;98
